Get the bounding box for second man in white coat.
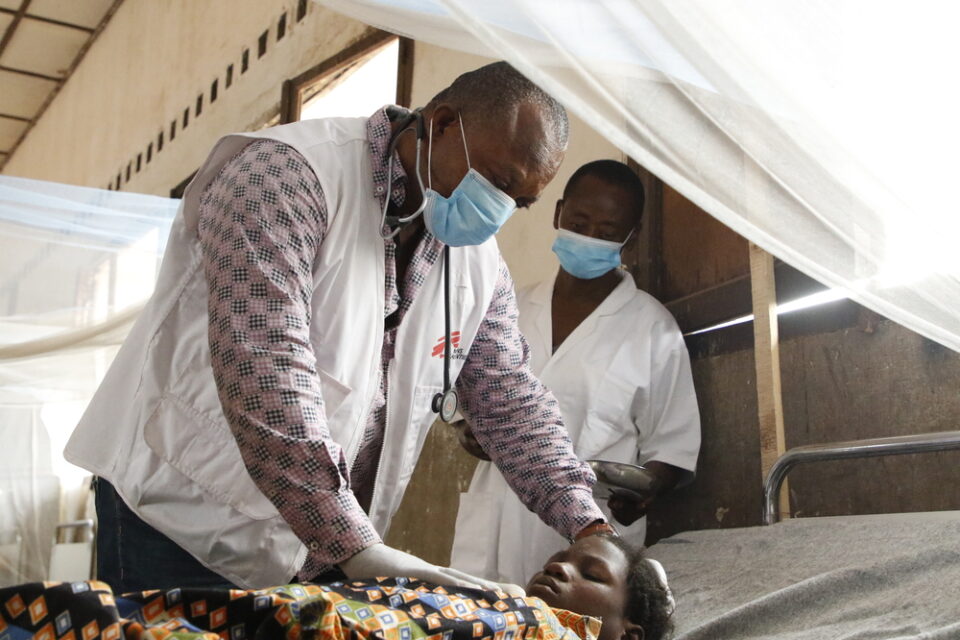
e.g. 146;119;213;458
450;160;701;584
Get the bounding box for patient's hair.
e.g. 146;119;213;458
606;536;675;640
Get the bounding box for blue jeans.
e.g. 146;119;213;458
94;477;237;592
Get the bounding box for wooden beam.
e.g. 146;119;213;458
749;242;790;519
0;1;32;59
279;79;300;124
395;37;414;108
0;112;31;122
0;65;61;82
0;9;95;33
625;158;663;298
666;260;826;334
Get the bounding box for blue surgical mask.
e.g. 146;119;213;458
552;216;633;279
422;115;516;247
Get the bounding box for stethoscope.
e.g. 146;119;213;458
379;110;459;424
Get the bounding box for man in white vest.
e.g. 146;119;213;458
65;62;614;592
449;160;701;584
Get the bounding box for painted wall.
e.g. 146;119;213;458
2;0;371;195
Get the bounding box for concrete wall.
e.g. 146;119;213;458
2;0;371;195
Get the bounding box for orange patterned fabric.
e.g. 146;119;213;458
0;579;599;640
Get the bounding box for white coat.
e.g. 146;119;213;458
450;270;700;585
64;117;501;588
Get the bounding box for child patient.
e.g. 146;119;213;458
526;535;675;640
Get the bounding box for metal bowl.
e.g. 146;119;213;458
587;459;659;501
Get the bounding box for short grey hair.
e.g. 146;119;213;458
425;61;569;158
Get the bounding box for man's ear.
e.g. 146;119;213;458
621;621;644;640
553;200;563;229
430;104;459;136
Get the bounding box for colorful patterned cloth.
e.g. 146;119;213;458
0;579;599;640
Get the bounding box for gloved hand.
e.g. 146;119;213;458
340;543;525;597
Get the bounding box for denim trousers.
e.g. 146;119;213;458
93;477;237;592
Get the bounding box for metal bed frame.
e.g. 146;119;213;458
762;430;960;525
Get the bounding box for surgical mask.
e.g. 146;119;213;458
422;115;517;247
552;215;633;279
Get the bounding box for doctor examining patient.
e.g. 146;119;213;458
65;61;696;640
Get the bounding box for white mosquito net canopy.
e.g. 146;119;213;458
0;176;177;583
316;0;960;351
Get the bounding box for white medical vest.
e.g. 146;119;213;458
450;271;700;585
64;117;500;589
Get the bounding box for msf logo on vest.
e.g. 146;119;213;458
432;331;466;360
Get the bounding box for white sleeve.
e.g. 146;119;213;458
633;319;701;484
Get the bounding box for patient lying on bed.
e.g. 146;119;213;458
0;536;675;640
526;535;675;640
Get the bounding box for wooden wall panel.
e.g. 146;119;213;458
648;314;960;543
660;183;749;302
780;314;960;518
646;346;762;541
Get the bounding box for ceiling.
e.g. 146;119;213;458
0;0;123;171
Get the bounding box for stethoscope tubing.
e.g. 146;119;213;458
378;110;457;421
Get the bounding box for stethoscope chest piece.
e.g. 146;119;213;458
432;388;459;423
431;243;458;424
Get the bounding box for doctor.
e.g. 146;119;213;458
65;63;612;592
450;160;700;585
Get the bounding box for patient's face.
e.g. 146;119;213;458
526;536;632;640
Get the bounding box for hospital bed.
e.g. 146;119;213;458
647;430;960;639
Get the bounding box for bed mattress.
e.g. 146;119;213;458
646;511;960;639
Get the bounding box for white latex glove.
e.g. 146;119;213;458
340;543;525;597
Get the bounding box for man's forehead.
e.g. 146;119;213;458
515;104;562;161
566;175;634;206
474;103;558;162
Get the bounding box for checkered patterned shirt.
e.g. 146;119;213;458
197;107;603;579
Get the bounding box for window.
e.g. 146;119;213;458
298;39;399;121
258;30;268;58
